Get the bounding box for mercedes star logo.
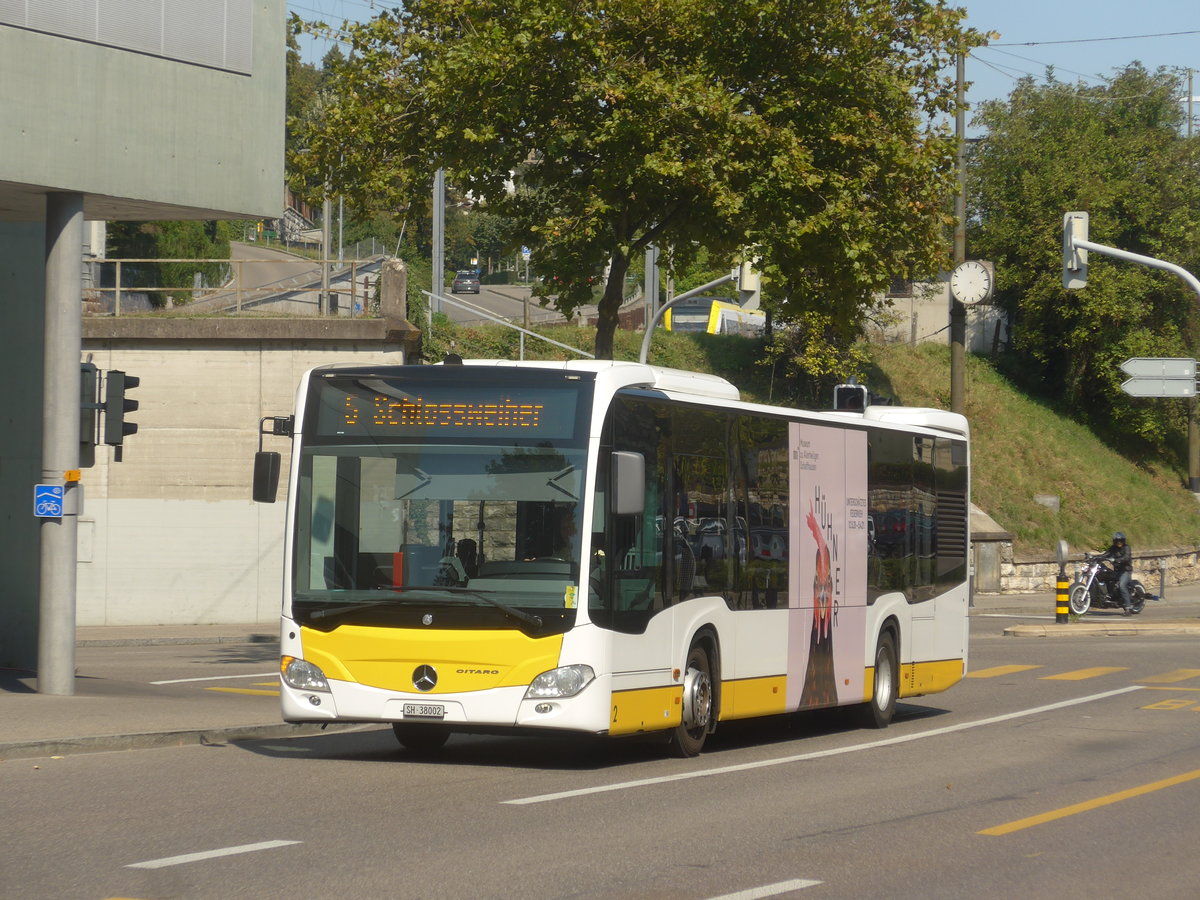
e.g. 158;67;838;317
413;665;438;692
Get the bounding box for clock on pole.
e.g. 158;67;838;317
949;260;994;305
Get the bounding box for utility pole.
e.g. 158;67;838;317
432;168;445;313
950;50;968;415
644;244;659;326
320;192;331;314
1188;68;1194;139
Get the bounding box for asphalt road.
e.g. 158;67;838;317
6;619;1200;899
437;283;582;327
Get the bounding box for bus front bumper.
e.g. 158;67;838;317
280;675;613;734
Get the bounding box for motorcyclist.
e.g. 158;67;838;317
1100;531;1134;615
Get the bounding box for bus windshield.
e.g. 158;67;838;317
291;369;593;626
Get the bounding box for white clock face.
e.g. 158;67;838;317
950;260;992;305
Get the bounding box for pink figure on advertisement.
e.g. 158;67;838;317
800;501;838;708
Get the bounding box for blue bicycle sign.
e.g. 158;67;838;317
34;484;63;518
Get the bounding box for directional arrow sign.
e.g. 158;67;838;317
1121;377;1197;398
1120;357;1196;378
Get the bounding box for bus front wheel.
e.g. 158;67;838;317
860;631;898;729
668;643;714;757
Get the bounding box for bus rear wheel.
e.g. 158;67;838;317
668;643;713;757
860;631;898;729
392;722;450;754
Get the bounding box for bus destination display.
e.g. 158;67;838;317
314;378;579;439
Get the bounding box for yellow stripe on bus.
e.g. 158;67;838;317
897;659;965;698
610;685;682;735
719;676;788;720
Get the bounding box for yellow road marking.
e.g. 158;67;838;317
967;665;1042;679
204;687;280;696
254;681;281;687
979;768;1200;836
1138;669;1200;684
1141;698;1196;710
1041;667;1129;681
1141;686;1200;692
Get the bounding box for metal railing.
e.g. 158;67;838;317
421;289;593;360
84;256;387;317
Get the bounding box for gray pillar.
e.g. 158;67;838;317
39;192;84;695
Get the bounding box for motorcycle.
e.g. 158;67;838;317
1068;553;1153;616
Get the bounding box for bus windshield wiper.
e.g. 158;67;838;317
308;599;396;621
305;588;542;630
403;585;544;630
462;589;544;630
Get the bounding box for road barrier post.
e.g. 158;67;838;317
1055;539;1070;624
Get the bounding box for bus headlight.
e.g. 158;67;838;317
282;656;330;692
525;664;595;699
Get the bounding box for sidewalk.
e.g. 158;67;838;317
971;579;1200;635
0;624;368;762
3;587;1200;762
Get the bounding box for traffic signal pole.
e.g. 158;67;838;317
1064;212;1200;495
39;192;84;696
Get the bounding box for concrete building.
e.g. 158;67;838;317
0;1;288;674
871;278;1009;354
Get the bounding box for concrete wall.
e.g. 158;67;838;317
872;282;1009;354
0;1;285;220
77;313;418;626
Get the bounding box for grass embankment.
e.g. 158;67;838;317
425;321;1200;557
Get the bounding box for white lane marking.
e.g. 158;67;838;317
706;878;823;899
976;614;1055;620
505;686;1144;805
126;840;300;869
151;672;276;685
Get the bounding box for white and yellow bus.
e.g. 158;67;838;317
255;359;969;756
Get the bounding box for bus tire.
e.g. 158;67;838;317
861;631;898;729
392;723;450;754
668;642;714;757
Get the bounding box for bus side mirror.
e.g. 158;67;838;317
611;451;645;516
253;451;281;503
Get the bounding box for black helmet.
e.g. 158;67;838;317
1113;532;1126;543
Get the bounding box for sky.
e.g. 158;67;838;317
287;0;1200;119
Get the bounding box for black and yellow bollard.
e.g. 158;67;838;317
1054;540;1071;624
1055;573;1070;624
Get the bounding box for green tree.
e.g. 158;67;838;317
967;64;1200;447
107;221;233;307
294;0;980;359
285;18;324;157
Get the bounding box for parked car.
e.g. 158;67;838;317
451;274;480;294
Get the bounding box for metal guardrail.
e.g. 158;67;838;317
84;257;386;316
421;289;594;360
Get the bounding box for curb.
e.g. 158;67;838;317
1003;621;1200;637
0;722;380;762
77;634;277;648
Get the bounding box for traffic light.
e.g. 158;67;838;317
103;370;140;445
833;383;869;411
1063;211;1089;289
80;362;99;467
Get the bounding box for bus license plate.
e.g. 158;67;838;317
403;703;445;719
